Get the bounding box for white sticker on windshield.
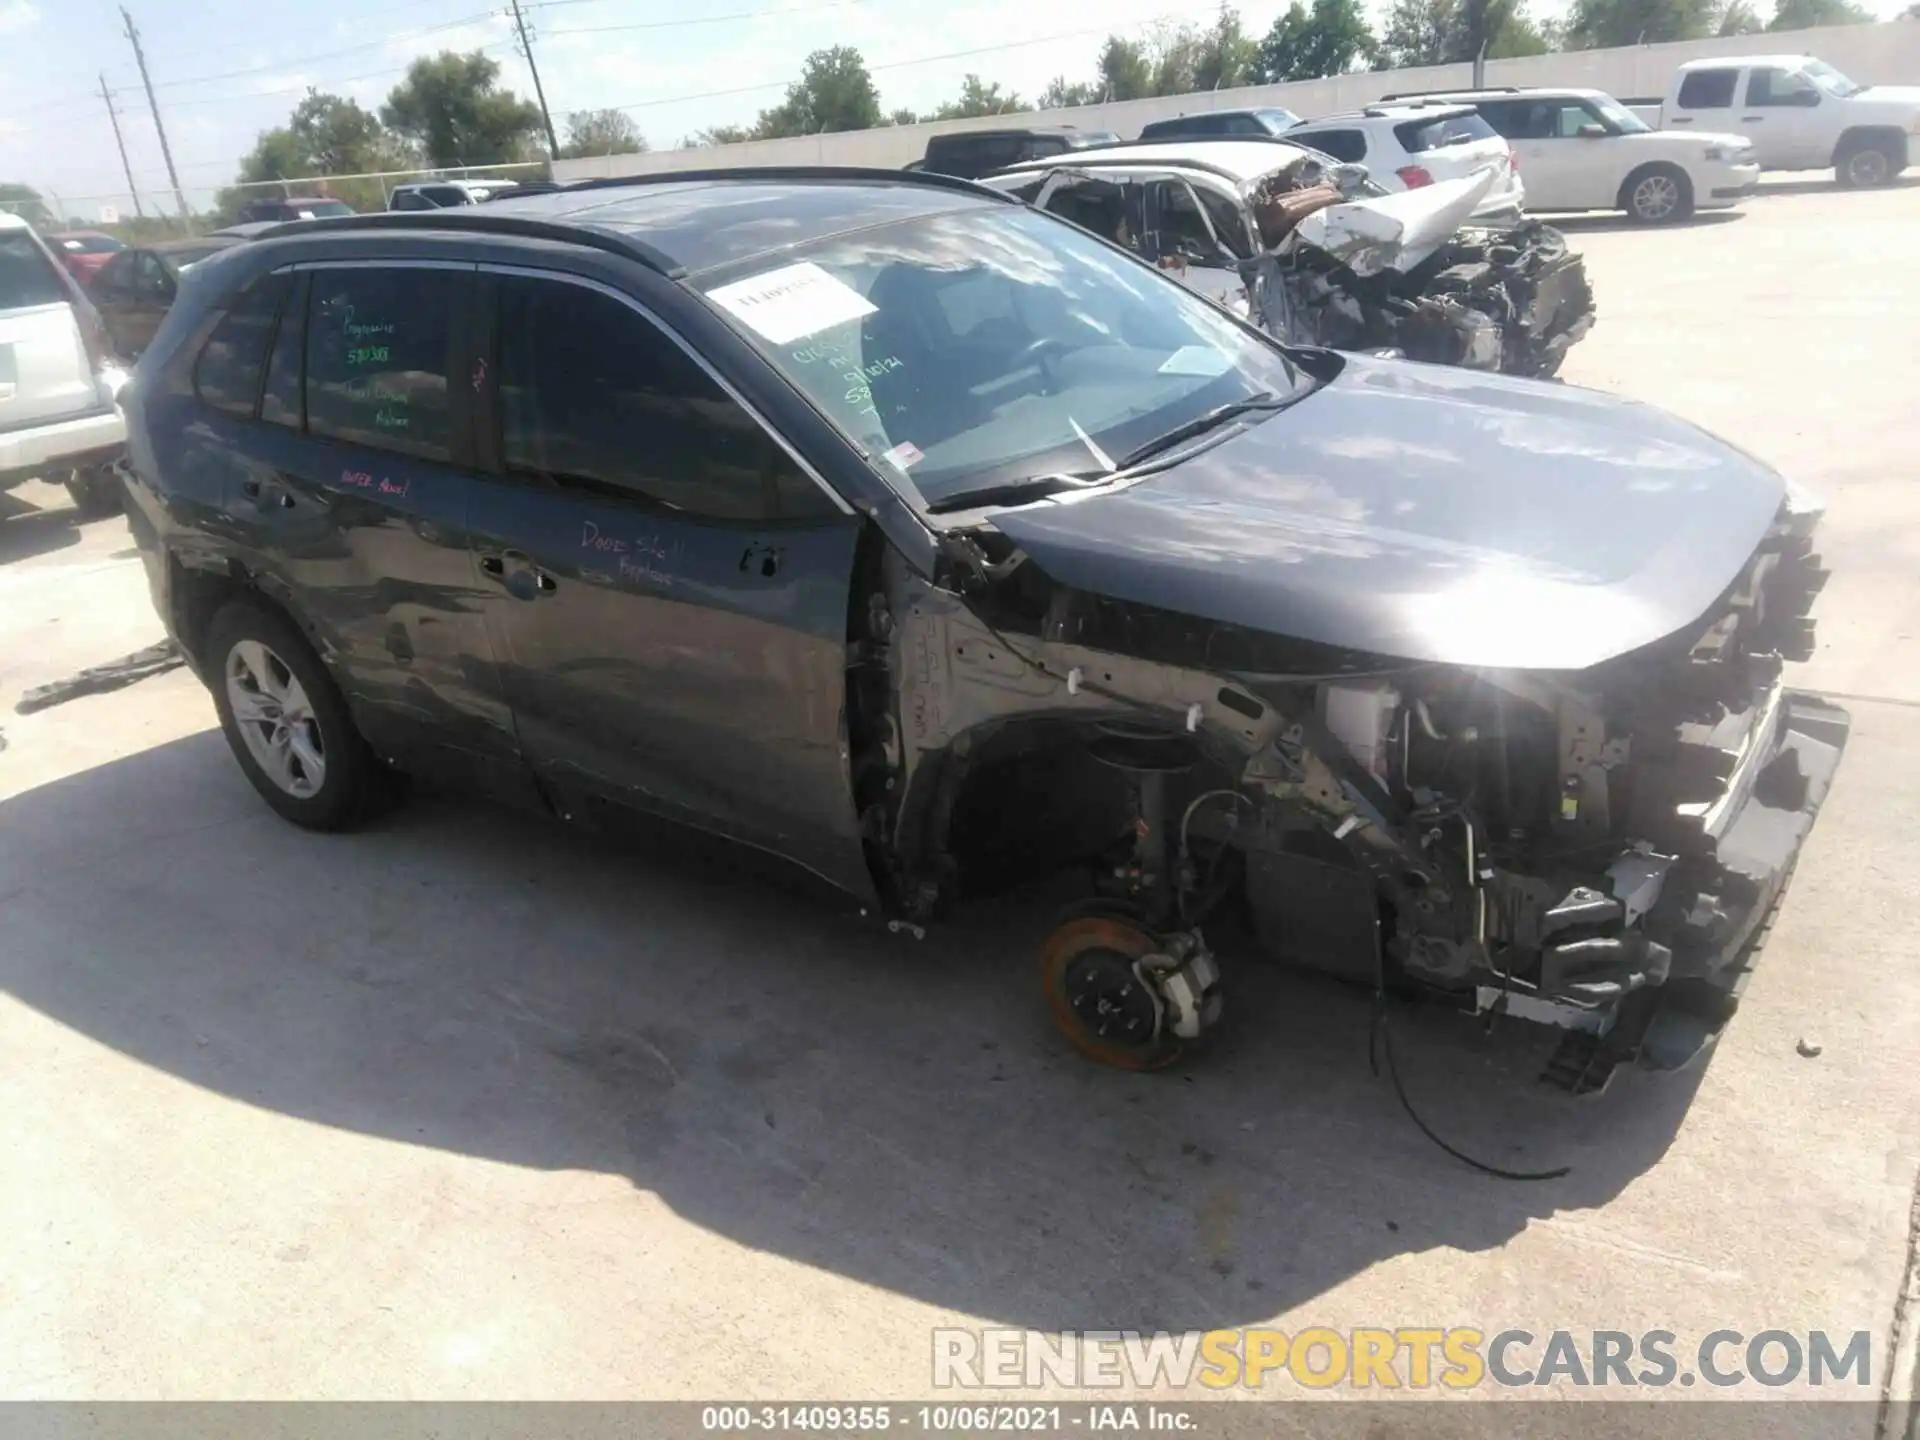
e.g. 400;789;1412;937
882;441;923;471
1158;345;1233;378
707;261;878;345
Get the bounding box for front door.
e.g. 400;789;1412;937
1741;66;1830;168
466;270;871;897
1669;66;1743;151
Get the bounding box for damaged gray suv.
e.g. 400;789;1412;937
121;168;1842;1090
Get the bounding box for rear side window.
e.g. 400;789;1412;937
496;277;831;521
1394;111;1497;152
305;267;457;462
0;232;71;311
392;191;433;211
1677;69;1738;108
193;272;291;418
1299;128;1368;163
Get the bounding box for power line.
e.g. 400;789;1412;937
543;0;869;30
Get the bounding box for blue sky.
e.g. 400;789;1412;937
0;0;1907;218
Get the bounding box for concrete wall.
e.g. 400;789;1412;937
554;19;1920;183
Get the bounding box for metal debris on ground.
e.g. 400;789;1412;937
14;640;186;715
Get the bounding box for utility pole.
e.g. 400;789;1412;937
99;74;146;220
507;0;561;161
120;6;189;223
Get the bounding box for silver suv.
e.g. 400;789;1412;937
0;212;129;517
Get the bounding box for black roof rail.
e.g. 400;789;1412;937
250;209;691;279
557;164;1022;205
1378;85;1521;100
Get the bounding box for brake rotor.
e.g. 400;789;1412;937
1039;914;1182;1071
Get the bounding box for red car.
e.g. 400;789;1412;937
46;230;125;284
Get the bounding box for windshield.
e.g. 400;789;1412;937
697;205;1310;510
1804;59;1862;97
1592;97;1650;134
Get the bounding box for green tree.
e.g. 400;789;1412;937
1038;75;1099;108
0;183;52;227
1095;36;1155;101
1717;0;1764;30
1769;0;1873;25
889;107;921;125
559;108;646;158
380;51;545;167
931;74;1024;119
213;91;402;220
1256;0;1378;80
1563;0;1715;48
1144;23;1203;95
753;46;882;137
1195;7;1263;89
687;124;754;146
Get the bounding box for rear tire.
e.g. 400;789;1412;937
205;599;392;830
1622;164;1694;224
65;464;122;519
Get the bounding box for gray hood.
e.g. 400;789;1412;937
989;355;1792;671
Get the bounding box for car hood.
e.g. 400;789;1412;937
1854;85;1920;111
987;355;1792;671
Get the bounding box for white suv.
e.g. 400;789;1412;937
1385;86;1759;223
0;213;128;517
1285;102;1525;219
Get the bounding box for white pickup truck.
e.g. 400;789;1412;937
1627;55;1920;187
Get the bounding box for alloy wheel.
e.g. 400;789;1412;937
225;639;327;798
1633;174;1680;221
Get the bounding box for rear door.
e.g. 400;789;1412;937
217;258;522;782
1492;98;1608;208
466;268;871;894
120;252;176;357
0;226;99;431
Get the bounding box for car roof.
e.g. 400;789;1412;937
152;236;242;255
256;170;1011;277
1677;53;1811;69
1294;102;1479;124
0;211;30;232
997;138;1315;183
49;228;116;240
1143;107;1294;123
928;126;1103;141
1398;87;1606;101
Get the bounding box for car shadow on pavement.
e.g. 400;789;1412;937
0;730;1704;1333
1752;175;1920;199
0;493;81;566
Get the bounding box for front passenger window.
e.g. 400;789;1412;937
496;277;832;522
1748;68;1818;107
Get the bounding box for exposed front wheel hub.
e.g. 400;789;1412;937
1039;914;1221;1070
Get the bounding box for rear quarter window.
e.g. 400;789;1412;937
0;232;72;311
1676;69;1739;108
193;272;292;418
1393;112;1498;152
1297;128;1368;163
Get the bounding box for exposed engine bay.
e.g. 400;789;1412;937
1247;165;1597;378
847;489;1844;1092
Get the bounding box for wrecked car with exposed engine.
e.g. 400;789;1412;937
122;170;1840;1092
986;138;1595;378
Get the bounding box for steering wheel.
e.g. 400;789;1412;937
1009;335;1066;394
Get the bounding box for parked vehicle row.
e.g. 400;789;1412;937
117;169;1844;1087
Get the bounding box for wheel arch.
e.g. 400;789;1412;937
1832;126;1908;168
1616;160;1693;216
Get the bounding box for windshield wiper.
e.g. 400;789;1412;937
1109;392;1291;474
925;472;1111;515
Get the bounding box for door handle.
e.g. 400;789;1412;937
1671;116;1693;124
1742;115;1764;122
479;554;505;577
479;551;556;597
